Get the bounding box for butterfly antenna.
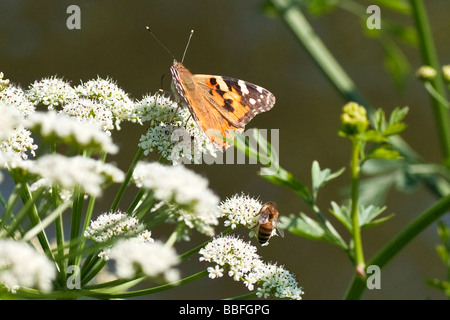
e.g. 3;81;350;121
181;30;194;63
146;26;175;59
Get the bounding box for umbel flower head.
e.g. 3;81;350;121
27;154;124;197
27;76;78;109
132;161;221;239
84;210;152;244
0;239;56;293
339;102;369;137
219;192;262;229
108;239;180;282
199;235;303;300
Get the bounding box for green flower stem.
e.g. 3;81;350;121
110;147;144;212
270;0;449;198
81;257;107;287
68;187;84;268
344;193;450;299
269;0;369;108
224;291;258;300
350;138;365;274
84;270;209;299
15;180;53;258
410;0;450;166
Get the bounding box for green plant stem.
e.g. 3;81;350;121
270;0;369;108
68;187;84;268
110;147;144;212
84;270;209;299
410;0;450;166
344;193;450;299
270;0;450;198
350;139;365;274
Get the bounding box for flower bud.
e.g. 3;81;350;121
416;65;437;81
340;102;369;137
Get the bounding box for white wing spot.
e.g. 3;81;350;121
249;98;256;105
238;80;249;95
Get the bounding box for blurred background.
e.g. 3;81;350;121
1;0;449;299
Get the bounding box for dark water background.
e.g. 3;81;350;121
1;0;450;299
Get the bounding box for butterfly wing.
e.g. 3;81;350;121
193;74;276;128
170;61;275;151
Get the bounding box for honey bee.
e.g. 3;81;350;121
256;201;284;245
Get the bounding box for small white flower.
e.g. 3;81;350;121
136;93;216;164
26;76;78;109
207;265;224;279
108;239;179;282
84;210;150;243
26;111;118;154
0;239;56;293
28;154;124;197
219;193;262;229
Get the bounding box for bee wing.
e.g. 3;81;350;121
276;225;285;238
259;215;269;225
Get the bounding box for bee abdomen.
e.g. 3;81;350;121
258;223;273;244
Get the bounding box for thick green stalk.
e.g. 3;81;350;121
350;139;365;275
344;193;450;299
410;0;450;166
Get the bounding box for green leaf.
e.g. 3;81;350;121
389;106;409;126
281;213;347;248
329;201;392;231
311;161;345;201
366;145;402;160
383;122;407;137
329;201;352;231
281;213;325;242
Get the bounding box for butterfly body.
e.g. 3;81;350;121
170;60;276;151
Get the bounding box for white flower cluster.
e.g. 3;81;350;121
199;235;303;300
136;93;217;164
84;210;151;243
26;111;118;154
1;84;35;116
219;193;262;229
75;77;139;129
0;85;37;160
132;161;219;213
27;75;137;133
133;161;221;239
62;98;115;134
0;74;137;166
28;154;124;197
108;239;179;282
27;76;78;109
0;239;56;293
